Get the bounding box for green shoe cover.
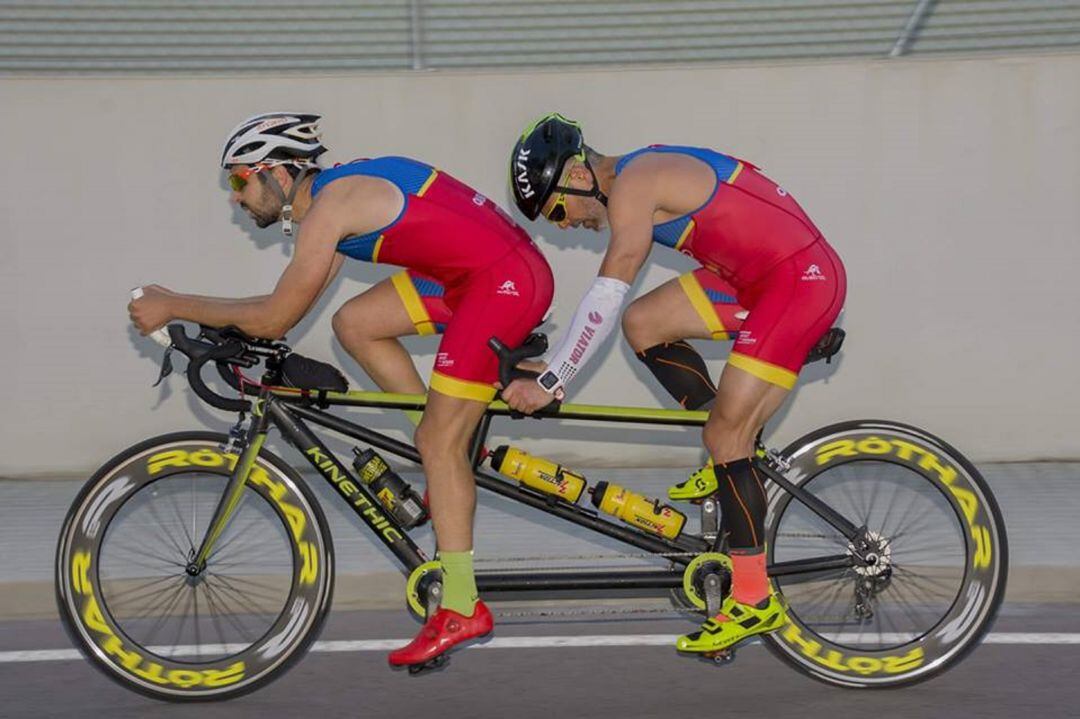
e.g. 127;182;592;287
676;594;787;653
668;464;719;501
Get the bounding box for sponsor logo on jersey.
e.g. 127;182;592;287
436;352;454;368
802;264;827;281
497;280;520;296
737;330;756;346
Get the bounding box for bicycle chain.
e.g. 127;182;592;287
474;551;698;564
471;551;705;619
494;605;701;620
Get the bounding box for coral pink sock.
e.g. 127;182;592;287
730;547;769;607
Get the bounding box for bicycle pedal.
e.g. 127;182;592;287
406;654;449;676
703;649;736;666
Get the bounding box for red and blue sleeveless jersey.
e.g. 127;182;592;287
311;157;534;284
615;145;823;290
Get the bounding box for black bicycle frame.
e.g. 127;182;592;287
187;388;849;597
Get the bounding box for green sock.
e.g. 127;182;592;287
439;550;478;616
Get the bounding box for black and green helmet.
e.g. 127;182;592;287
509;113;585;220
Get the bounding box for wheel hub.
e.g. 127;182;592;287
849;530;892;577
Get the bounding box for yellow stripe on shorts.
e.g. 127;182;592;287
678;273;728;340
391;271;438;336
727;352;798;390
429;372;497;403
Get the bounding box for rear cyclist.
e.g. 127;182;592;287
502;114;846;654
129;112;554;669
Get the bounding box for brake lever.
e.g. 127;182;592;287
489;334;561;419
152;345;175;387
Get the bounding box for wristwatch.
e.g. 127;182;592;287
536;370;562;393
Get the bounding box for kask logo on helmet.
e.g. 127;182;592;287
515;148;535;198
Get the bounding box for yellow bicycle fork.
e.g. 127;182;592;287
190;397;270;571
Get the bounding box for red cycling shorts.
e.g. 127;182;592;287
678;238;846;389
391;244;554;402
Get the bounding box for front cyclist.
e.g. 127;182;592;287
501;114;846;654
129;112;554;669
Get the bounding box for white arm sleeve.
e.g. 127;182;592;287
540;276;630;393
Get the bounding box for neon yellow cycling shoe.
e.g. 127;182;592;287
668;463;718;501
676;594;787;653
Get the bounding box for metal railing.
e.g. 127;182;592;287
0;0;1077;74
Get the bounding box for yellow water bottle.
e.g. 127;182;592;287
590;481;686;540
490;445;587;504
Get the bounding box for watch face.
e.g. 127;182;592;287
538;372;560;390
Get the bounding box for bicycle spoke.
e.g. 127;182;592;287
881;495;937;542
206;513;269;562
882;573;937;634
212;573;288;594
138;578;193;648
166;488;196;555
102;541;188;569
193;582;202;661
191;475;199;562
858;466;877;526
210;538;283;567
822;573;858;628
201;582;236;653
888;532;963;553
103;536;187;566
793;570;853;624
103;574;185;608
116;581;193;626
835;472;871;530
859;464;885;526
209;573;286;606
169;584;196;654
101;554;185;578
891;565;961;602
144;500;191;561
206;574;277;616
211;560;293;570
202;580;258;644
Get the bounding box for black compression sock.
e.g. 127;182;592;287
636;341;716;410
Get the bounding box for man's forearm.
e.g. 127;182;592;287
170;294;285;338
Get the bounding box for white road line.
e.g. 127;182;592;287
2;633;1079;664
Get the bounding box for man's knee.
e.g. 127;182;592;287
621;300;652;352
333;303;383;347
703;411;758;461
414;416;466;463
413;421;440;463
331;306;355;342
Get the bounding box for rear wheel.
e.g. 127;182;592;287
56;432;334;702
763;420;1007;688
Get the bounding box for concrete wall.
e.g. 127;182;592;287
3;52;1079;476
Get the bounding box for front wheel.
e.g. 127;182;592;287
56;432;334;702
763;420;1007;688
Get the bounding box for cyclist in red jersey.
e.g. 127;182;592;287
128;112;553;669
502;114;845;654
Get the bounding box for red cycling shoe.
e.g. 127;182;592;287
388;601;493;672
